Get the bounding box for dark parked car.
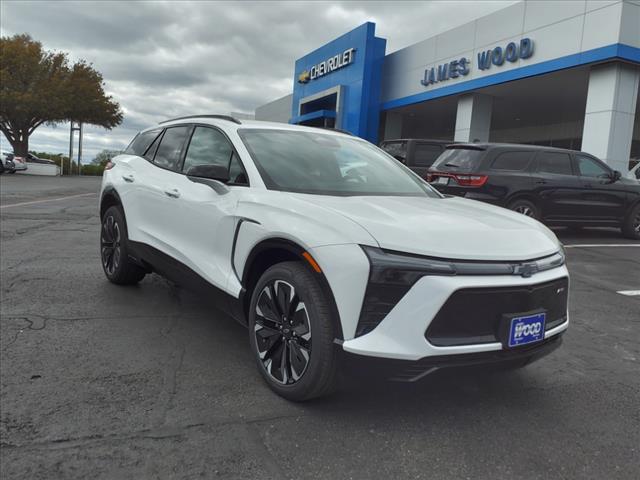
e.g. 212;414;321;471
380;139;453;178
427;143;640;239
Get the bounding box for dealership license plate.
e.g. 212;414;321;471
507;312;546;347
434;176;449;185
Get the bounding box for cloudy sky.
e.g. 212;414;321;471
1;0;515;161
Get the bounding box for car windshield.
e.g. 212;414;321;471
238;129;440;197
431;147;485;172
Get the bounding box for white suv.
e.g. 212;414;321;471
100;115;569;401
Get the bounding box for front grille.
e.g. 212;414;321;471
425;277;568;347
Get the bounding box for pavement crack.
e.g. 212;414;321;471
156;313;187;427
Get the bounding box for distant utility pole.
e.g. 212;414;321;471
67;121;82;176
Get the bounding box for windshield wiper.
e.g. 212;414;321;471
444;163;460;168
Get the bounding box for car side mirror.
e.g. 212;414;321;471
611;170;622;182
635;169;640;180
186;164;229;183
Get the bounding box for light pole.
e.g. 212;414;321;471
67;121;81;176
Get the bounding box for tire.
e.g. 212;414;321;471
100;206;146;285
248;261;338;401
508;198;539;220
622;203;640;240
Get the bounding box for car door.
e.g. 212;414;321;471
573;153;627;222
125;125;194;260
116;127;165;242
411;142;446;179
161;125;247;290
532;151;583;222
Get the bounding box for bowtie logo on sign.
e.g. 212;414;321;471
421;38;534;86
298;48;356;84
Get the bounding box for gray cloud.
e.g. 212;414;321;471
1;0;514;160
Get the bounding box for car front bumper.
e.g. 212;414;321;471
341;265;569;361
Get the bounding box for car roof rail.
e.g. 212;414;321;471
159;114;242;125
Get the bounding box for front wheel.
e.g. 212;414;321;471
248;261;338;401
622;203;640;240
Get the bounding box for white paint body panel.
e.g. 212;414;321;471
342;266;569;360
101;118;568;361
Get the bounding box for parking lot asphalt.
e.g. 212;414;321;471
1;175;639;480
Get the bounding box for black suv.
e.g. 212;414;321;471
427;143;640;239
380;139;453;178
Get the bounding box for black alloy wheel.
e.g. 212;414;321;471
622;203;640;240
249;261;338;401
253;279;312;385
100;206;146;284
101;214;122;277
508;199;539;220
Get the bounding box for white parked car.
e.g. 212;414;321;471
10;154;28;172
99;116;569;400
1;151;16;174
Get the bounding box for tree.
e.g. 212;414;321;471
92;149;121;166
0;34;122;157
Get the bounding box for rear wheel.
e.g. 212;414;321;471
100;206;146;285
248;261;338;401
508;199;539;220
622;203;640;240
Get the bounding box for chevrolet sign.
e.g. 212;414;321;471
298;48;356;83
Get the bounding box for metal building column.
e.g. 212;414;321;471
581;63;639;173
454;93;493;143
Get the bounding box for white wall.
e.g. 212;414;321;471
16;163;60;176
381;1;631;104
255;94;293;123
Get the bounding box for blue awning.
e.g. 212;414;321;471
290;109;337;124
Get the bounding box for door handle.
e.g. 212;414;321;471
122;174;135;183
535;180;547;185
164;188;180;198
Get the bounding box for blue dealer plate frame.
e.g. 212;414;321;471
507;312;546;348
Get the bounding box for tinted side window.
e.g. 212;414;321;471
381;141;407;162
153;126;191;171
576;155;609;178
537;152;573;175
182;127;233;173
491;151;533;171
125;129;162;156
413;144;444;167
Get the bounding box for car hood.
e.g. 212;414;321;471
294;194;561;261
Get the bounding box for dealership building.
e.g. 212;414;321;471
255;0;640;173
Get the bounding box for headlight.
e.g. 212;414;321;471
356;247;457;337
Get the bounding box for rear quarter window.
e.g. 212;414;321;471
490;151;533;171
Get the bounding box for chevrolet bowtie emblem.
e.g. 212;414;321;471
298;70;310;84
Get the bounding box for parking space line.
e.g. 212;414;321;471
564;244;640;248
0;192;96;209
617;290;640;296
